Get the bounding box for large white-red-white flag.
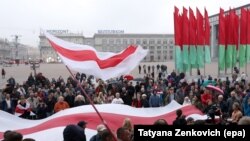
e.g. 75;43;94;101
44;32;148;80
0;101;207;141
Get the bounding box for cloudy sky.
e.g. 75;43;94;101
0;0;249;47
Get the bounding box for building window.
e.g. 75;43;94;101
163;50;168;54
109;39;114;44
130;39;134;44
163;46;168;49
157;51;161;54
116;39;121;44
150;56;154;61
170;46;173;49
143;39;147;44
157;46;161;50
123;39;128;45
143;46;147;49
149;46;154;50
164;56;167;60
170;50;173;54
150;51;154;54
169;39;174;44
158;56;161;60
163;40;168;44
136;39;141;45
157;40;161;44
170;55;173;60
149;39;155;44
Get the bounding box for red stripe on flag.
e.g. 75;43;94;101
196;8;204;45
48;39;137;69
219;8;226;45
240;8;247;44
0;105;203;138
204;8;210;45
189;7;196;45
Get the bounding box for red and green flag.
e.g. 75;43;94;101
182;7;190;72
189;7;197;66
219;8;226;70
196;8;204;68
226;10;239;69
246;9;250;62
174;6;183;72
204;8;211;63
239;8;247;67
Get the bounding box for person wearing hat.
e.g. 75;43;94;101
90;124;107;141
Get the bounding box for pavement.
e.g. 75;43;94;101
0;61;249;89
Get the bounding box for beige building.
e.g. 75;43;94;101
39;30;174;63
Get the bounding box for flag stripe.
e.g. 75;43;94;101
48;39;137;69
0;101;205;141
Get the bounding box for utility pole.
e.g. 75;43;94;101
11;35;21;60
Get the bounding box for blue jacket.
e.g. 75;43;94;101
243;95;250;116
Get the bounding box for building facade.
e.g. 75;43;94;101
39;30;174;63
209;4;250;59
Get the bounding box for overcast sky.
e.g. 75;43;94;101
0;0;249;47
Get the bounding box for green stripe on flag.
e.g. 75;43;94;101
196;46;204;68
219;45;225;71
175;46;183;72
239;45;246;67
182;45;189;65
226;45;234;69
204;45;211;63
232;46;237;68
189;45;197;65
246;44;250;62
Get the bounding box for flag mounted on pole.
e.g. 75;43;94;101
196;8;204;68
226;9;239;69
189;7;197;66
246;9;250;62
239;8;247;67
174;6;183;72
219;8;226;71
204;8;211;64
44;32;148;80
182;7;190;72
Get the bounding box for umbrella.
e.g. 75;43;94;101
202;80;216;87
124;75;134;81
206;85;224;94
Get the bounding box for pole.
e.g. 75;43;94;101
65;66;117;141
204;46;206;77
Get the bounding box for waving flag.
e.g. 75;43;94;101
44;32;148;80
0;101;206;141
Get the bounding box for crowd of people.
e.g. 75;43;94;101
1;64;250;140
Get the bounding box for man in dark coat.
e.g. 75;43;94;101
63;123;86;141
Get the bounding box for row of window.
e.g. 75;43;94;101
144;46;174;49
102;38;174;45
144;55;173;61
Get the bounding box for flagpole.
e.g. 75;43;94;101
65;65;117;141
204;45;206;77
